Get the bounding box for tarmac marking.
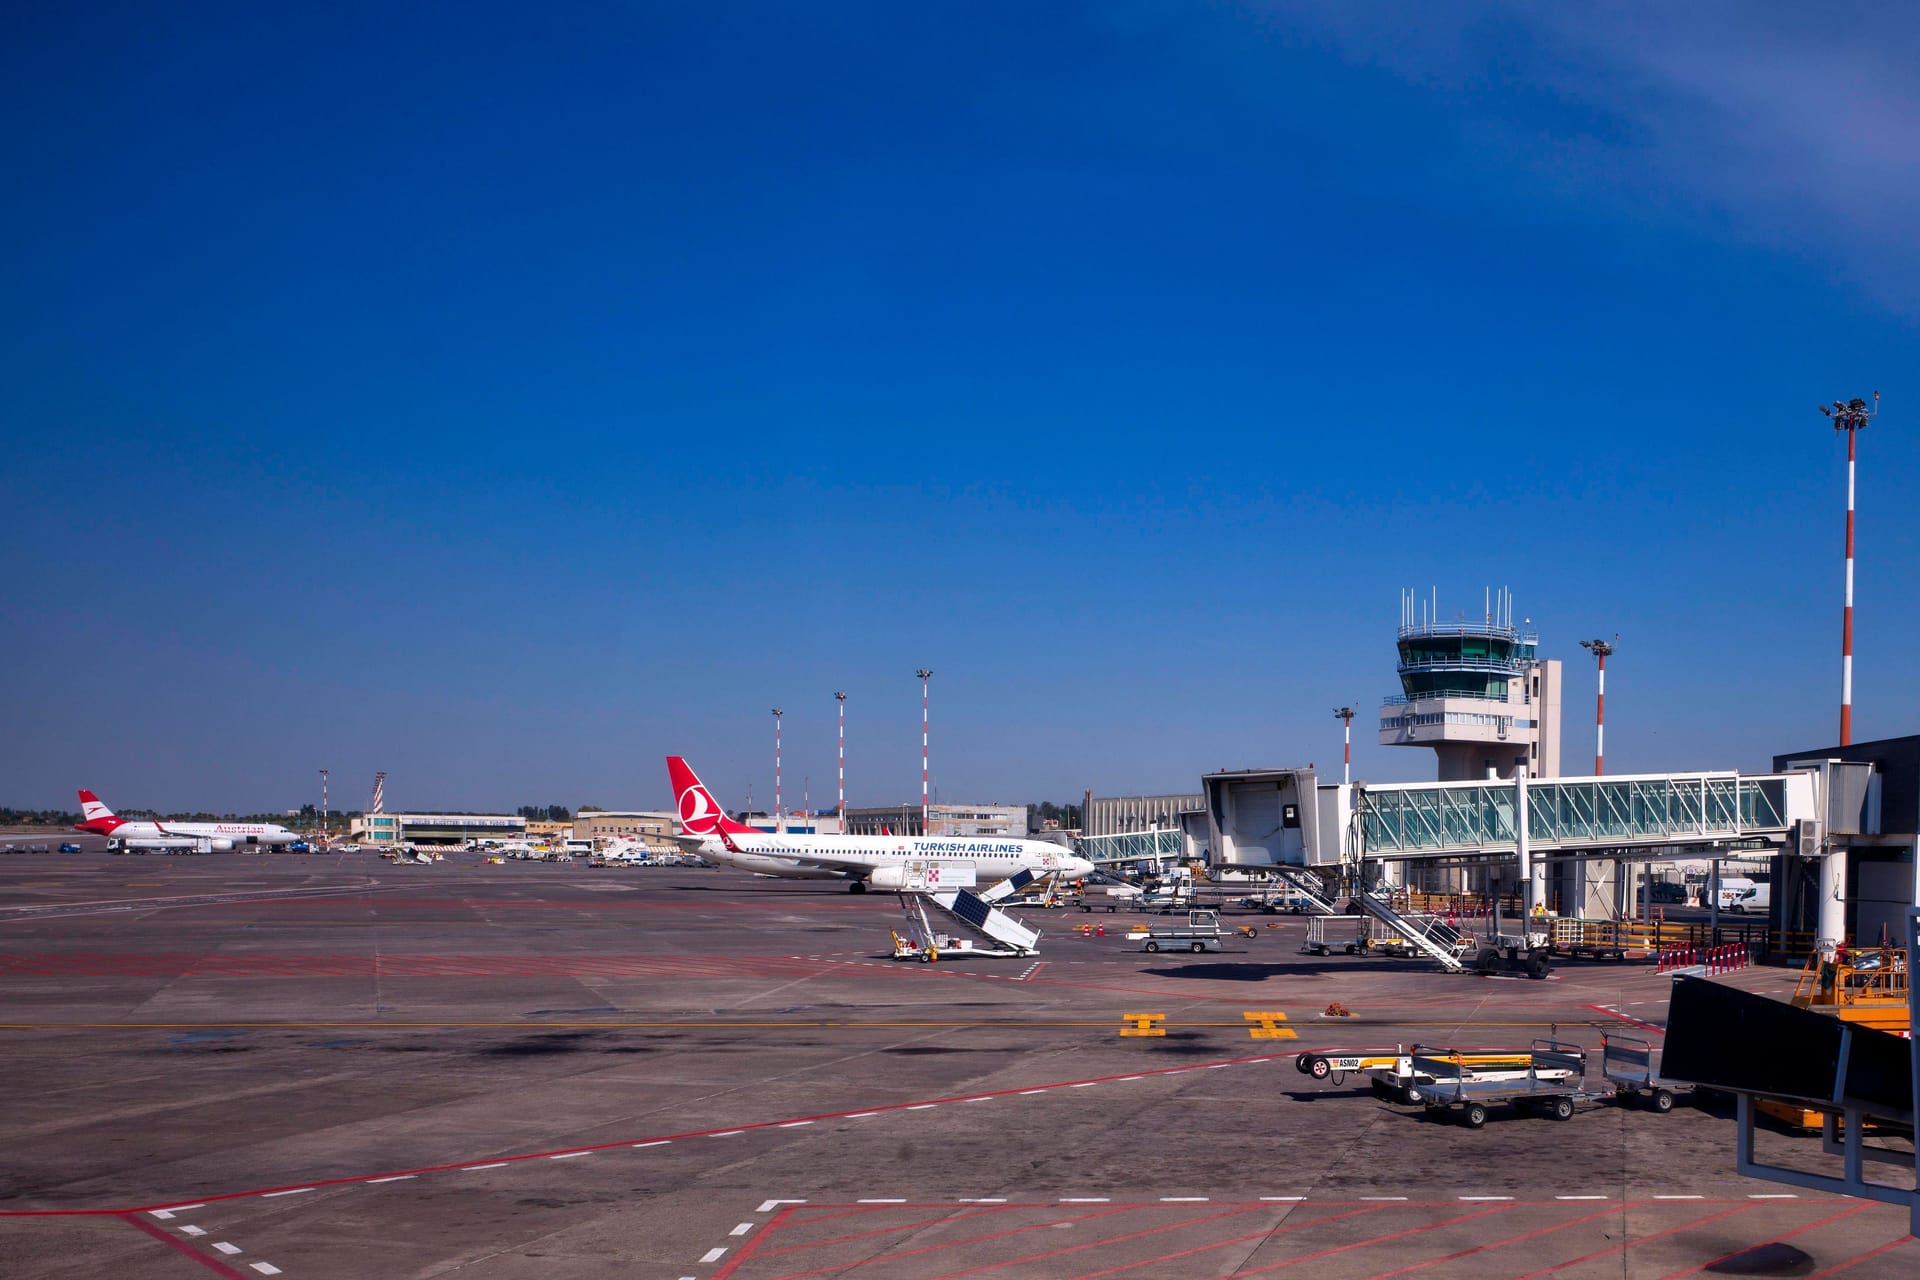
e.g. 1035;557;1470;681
181;1225;207;1236
1061;1198;1109;1203
119;1214;254;1279
731;1223;755;1236
759;1200;806;1212
1360;1200;1632;1280
212;1242;241;1254
548;1151;592;1159
1508;1203;1763;1279
1161;1196;1209;1202
1655;1194;1703;1200
858;1198;908;1204
778;1120;814;1127
1235;1204;1519;1276
1660;1204;1873;1280
1748;1193;1799;1199
844;1112;878;1118
1806;1234;1920;1278
633;1140;671;1147
702;1246;727;1262
249;1265;282;1276
1555;1195;1608;1200
905;1104;937;1110
1458;1196;1513;1201
710;1130;746;1137
260;1187;312;1197
461;1163;508;1171
367;1175;416;1183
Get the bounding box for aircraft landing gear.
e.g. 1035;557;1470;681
848;881;867;895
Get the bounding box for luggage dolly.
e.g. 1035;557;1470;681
1600;1032;1690;1113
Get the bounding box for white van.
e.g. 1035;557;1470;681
1724;883;1770;914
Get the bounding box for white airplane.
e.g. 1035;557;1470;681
74;789;299;851
667;755;1094;893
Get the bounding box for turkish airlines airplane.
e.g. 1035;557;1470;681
74;789;299;852
667;756;1093;892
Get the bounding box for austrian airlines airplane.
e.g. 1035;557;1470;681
667;756;1093;892
74;789;299;852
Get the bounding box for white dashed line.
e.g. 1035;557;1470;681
367;1175;417;1183
262;1187;313;1197
1018;1089;1047;1096
549;1151;592;1160
1117;1076;1143;1082
1061;1198;1110;1203
1070;1082;1097;1088
1749;1194;1799;1200
1261;1196;1305;1202
463;1163;508;1171
730;1223;754;1236
710;1130;745;1138
1161;1196;1209;1202
1460;1196;1513;1201
757;1199;805;1212
965;1096;995;1102
149;1211;175;1220
1362;1197;1409;1202
632;1141;671;1148
906;1104;936;1111
212;1242;242;1255
1656;1195;1703;1200
250;1265;282;1276
778;1121;814;1128
701;1247;727;1262
1207;1064;1230;1069
1557;1195;1608;1201
859;1198;907;1204
958;1198;1006;1203
180;1226;206;1237
846;1112;878;1118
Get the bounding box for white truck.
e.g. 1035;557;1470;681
1131;909;1229;954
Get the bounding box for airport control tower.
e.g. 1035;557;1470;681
1379;588;1562;781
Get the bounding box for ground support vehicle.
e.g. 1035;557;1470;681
1373;914;1472;962
1600;1034;1690;1113
1301;915;1372;957
1471;929;1553;979
1292;1046;1532;1097
1414;1040;1595;1127
1130;908;1230;954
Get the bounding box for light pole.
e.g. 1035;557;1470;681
1579;637;1616;775
916;668;933;835
318;768;329;843
1820;393;1877;745
1332;708;1356;785
771;706;783;831
834;691;846;823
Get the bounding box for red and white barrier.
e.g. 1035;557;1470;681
1656;943;1752;974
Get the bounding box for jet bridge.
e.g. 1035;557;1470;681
890;865;1043;960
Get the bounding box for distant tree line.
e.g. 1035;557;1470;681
1029;801;1083;830
517;805;572;822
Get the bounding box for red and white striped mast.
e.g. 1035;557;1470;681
916;669;932;834
771;707;783;831
1821;394;1877;745
1332;707;1355;785
318;768;329;842
834;691;847;822
1579;637;1616;775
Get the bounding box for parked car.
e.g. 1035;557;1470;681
58;842;82;854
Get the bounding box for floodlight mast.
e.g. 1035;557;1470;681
1578;638;1617;775
834;692;847;822
1332;707;1356;784
916;669;933;834
772;707;783;832
1819;392;1878;745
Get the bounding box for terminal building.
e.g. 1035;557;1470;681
843;804;1026;838
572;810;681;852
349;812;526;846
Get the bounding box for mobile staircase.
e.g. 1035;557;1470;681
891;865;1043;961
1270;866;1469;973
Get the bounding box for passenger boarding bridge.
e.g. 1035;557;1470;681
1358;771;1804;860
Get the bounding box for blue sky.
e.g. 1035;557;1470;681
3;2;1915;814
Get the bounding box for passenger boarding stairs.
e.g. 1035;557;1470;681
892;866;1043;960
1271;866;1469;973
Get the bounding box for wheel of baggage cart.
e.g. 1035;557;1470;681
1190;941;1205;953
1144;940;1160;952
1652;1088;1675;1113
1475;947;1499;975
1527;954;1550;980
1344;944;1357;955
1551;1096;1574;1121
1295;1053;1312;1073
1400;1084;1424;1106
924;949;938;963
1464;1103;1487;1129
1307;1056;1331;1080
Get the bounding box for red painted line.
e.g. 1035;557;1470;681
1359;1201;1631;1279
910;1205;1277;1280
1586;1004;1665;1034
711;1203;801;1280
1233;1204;1516;1275
1066;1206;1393;1280
1508;1203;1761;1279
1654;1204;1873;1280
118;1213;254;1279
1806;1233;1919;1278
763;1205;1162;1279
0;1054;1282;1217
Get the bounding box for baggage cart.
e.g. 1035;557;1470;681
1302;915;1372;956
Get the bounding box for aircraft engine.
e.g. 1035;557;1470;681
207;838;235;851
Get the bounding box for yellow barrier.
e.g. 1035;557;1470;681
1120;1013;1166;1037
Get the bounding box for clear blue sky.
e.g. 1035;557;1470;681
3;2;1915;815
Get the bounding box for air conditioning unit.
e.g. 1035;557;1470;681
1796;819;1824;857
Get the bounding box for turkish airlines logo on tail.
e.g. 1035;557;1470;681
678;782;721;834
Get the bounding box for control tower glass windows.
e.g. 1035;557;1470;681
1395;622;1534;703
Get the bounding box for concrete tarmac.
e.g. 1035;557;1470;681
1;849;1912;1278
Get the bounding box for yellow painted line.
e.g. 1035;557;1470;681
0;1018;1597;1031
1243;1011;1299;1040
1118;1013;1167;1037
